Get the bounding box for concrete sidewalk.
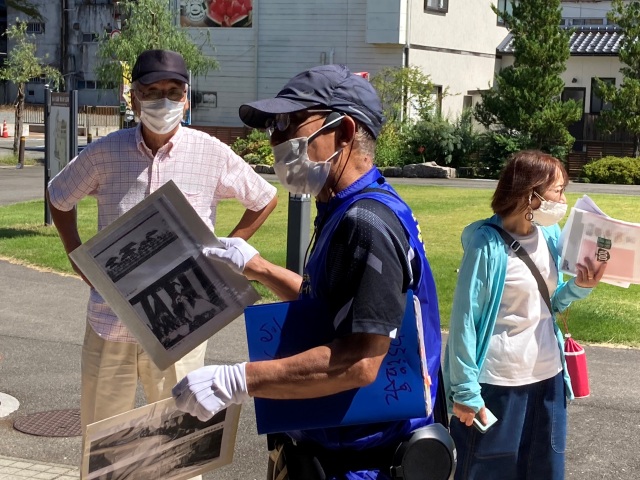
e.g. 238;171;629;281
0;455;77;479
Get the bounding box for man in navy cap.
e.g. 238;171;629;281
173;65;443;479
47;49;277;468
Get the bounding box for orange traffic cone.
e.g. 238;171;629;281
2;120;8;138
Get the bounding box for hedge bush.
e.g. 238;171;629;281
231;129;274;166
582;156;640;185
404;115;459;166
374;123;408;167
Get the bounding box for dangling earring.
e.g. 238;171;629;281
525;193;534;221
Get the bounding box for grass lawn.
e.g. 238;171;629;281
0;153;41;166
1;184;639;346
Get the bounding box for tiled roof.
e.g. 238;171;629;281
497;26;623;56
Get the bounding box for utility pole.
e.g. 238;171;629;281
61;0;68;87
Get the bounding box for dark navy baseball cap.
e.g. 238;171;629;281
239;64;385;138
132;49;189;85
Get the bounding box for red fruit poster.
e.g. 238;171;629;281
180;0;253;28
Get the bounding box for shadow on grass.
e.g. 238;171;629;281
0;227;42;239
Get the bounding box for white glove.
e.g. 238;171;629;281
172;363;250;421
203;237;259;273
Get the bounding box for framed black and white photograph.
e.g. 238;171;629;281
83;398;240;480
70;181;260;370
130;256;229;350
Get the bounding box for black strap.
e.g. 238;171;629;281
484;223;553;314
433;367;449;429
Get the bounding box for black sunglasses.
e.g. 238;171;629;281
265;109;334;136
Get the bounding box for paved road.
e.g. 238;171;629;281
3;168;639;213
1;166;640;478
0;167;45;206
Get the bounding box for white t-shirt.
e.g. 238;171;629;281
478;227;563;386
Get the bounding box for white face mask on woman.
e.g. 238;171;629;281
139;98;185;134
531;191;568;226
271;115;344;196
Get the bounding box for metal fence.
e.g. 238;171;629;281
23;104;120;127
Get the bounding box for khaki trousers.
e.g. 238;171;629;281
81;323;207;479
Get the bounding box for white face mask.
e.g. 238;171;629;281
531;192;568;227
139;98;185;134
271;116;343;196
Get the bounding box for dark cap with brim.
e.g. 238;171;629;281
239;97;320;131
132;49;189;85
239;64;385;138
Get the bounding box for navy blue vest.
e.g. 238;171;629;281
291;167;442;450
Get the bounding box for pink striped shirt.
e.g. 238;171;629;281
48;124;276;342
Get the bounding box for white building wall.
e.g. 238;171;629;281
255;0;402;97
409;48;500;119
189;27;258;126
501;55;623;113
410;0;505;52
407;0;507;119
191;0;505;126
190;0;404;127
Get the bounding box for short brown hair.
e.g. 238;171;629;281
491;150;568;218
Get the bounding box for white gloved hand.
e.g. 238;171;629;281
172;363;250;421
203;237;259;273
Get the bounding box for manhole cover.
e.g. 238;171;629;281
13;409;81;437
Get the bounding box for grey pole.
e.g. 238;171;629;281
285;193;311;275
69;90;78;159
44;87;51;225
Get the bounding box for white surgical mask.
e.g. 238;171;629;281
271;116;343;196
531;192;568;227
139;98;185;134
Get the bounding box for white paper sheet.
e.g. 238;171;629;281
82;399;241;480
560;196;640;287
70;180;261;369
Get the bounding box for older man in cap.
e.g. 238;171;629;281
47;49;277;448
173;65;443;479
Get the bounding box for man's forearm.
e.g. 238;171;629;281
228;196;278;240
245;333;390;399
47;194;81;254
244;255;302;301
48;195;92;286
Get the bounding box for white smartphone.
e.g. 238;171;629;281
473;408;498;433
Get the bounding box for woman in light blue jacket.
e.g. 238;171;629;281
444;151;606;480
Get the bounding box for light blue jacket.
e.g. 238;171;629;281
443;214;592;412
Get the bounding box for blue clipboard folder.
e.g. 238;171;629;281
244;291;430;435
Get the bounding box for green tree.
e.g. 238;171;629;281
95;0;218;88
595;0;640;157
371;66;437;124
0;21;62;154
475;0;582;154
6;0;43;21
370;66;440;168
